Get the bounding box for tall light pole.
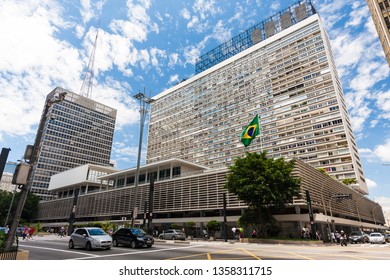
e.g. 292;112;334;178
131;90;153;228
5;91;67;250
355;196;366;224
371;204;381;230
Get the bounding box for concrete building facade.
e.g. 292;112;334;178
147;2;368;194
366;0;390;66
29;87;117;200
0;162;17;192
35;159;385;238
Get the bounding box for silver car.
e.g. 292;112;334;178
69;227;112;250
159;229;186;240
369;232;386;244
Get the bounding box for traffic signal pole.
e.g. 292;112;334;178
5;92;66;250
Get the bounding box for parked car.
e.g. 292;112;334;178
68;227;112;250
369;232;386;244
384;234;390;243
112;228;154;248
159;229;186;240
349;231;369;244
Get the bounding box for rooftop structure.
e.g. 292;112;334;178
195;0;316;74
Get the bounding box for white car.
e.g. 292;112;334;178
369;232;386;244
69;227;112;250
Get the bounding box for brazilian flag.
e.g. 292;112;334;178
241;114;260;147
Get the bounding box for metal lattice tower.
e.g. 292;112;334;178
79;23;99;99
79;1;103;99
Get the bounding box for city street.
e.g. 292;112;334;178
17;234;390;260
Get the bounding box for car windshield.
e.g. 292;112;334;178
88;228;107;236
371;233;381;237
350;231;362;236
131;228;147;236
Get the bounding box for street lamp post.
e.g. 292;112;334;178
131;90;153;228
328;194;337;233
5;91;67;250
320;176;334;242
355;196;366;224
371;204;381;230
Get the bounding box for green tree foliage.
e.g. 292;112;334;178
206;220;221;238
0;190;39;225
342;178;357;186
225;151;300;237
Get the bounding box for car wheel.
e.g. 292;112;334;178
130;241;136;249
113;239;118;247
159;235;163;240
106;247;111;250
172;236;176;240
147;245;152;248
86;242;92;251
68;240;74;249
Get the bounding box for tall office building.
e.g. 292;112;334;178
29;87;117;200
0;161;17;192
366;0;390;66
147;0;369;194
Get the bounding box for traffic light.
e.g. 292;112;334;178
11;162;31;185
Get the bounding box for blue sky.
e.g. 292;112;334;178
0;0;389;223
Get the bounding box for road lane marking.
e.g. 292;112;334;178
19;244;98;257
240;248;261;260
72;244;206;260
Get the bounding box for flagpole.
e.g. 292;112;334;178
258;113;263;153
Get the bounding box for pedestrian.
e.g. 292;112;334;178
335;231;340;243
4;225;9;234
251;228;257;238
29;227;35;240
60;226;65;237
23;226;29;240
331;231;336;243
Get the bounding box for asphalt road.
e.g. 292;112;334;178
17;234;390;260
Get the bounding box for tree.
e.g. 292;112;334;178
225;151;300;237
0;190;39;225
186;221;196;236
206;220;221;238
342;178;357;186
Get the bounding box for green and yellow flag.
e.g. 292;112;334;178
241;114;260;147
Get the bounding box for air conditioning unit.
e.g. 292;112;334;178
121;217;127;221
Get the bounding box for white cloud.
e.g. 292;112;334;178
193;0;222;20
374;196;390;222
168;74;179;85
345;2;368;27
168;53;179;68
180;8;191;20
366;178;378;188
373;139;390;162
358;138;390;163
80;0;94;24
0;1;82;138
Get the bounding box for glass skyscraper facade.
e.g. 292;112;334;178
30;87;117;200
147;2;368;194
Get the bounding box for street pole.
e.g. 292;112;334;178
223;193;227;242
372;204;381;230
5;91;67;250
320;176;334;242
131;90;153;228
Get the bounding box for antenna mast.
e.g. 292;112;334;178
79;3;103;99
